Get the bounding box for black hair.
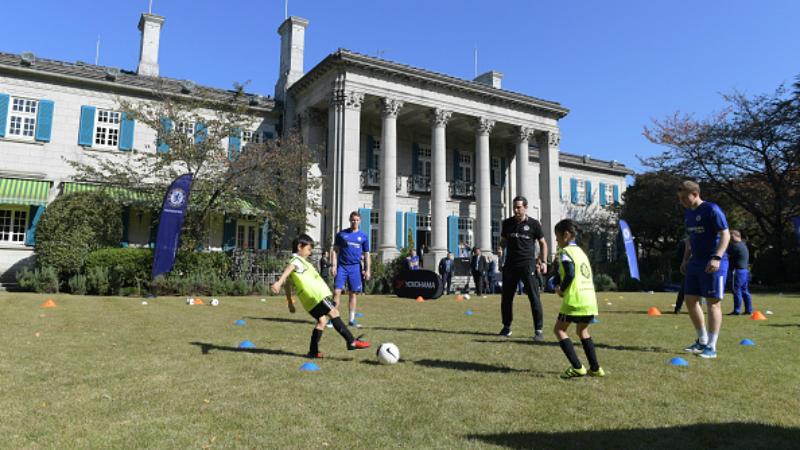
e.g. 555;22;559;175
554;219;580;237
291;233;315;252
512;196;528;207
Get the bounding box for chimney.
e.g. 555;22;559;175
274;16;309;101
474;70;503;89
137;13;165;77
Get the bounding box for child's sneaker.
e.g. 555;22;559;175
348;338;371;350
589;367;606;377
306;352;324;359
560;366;588;379
349;320;362;328
683;340;706;354
325;321;333;329
698;347;717;359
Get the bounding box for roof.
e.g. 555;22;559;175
289;49;570;119
557;151;635;176
0;51;277;112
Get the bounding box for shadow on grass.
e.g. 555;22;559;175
244;316;313;325
764;323;800;328
466;422;800;449
412;358;543;375
368;325;500;337
472;339;671;354
189;342;352;361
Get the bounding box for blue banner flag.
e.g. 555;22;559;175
792;216;800;245
619;220;640;280
151;173;193;279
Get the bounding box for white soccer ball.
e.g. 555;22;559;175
464;294;471;300
210;298;220;306
186;298;195;305
376;343;400;365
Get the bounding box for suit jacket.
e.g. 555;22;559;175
470;255;487;274
438;257;453;276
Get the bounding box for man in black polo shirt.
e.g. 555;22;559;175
499;196;548;341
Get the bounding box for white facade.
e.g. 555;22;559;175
0;12;632;283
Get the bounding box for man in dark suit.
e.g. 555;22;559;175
438;252;455;294
470;247;487;296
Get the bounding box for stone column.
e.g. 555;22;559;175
379;98;404;261
539;130;561;255
327;80;363;243
475;117;495;253
516;126;533;202
426;108;452;268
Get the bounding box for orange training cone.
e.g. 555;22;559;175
647;307;662;316
455;294;464;302
42;299;57;308
750;311;767;321
194;298;204;305
415;296;425;303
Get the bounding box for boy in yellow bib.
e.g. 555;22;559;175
552;219;605;378
271;234;370;358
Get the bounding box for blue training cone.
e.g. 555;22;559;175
235;319;246;326
238;340;256;349
299;362;320;371
740;339;756;346
465;309;474;316
355;312;364;318
590;317;600;324
669;357;689;367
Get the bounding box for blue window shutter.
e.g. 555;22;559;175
228;128;241;160
412;143;420;176
0;93;9;138
500;157;506;187
34;99;54;142
453;151;461;181
396;211;404;249
570;178;578;204
260;219;269;249
405;212;417;250
25;205;45;246
222;216;237;250
358;208;371;237
447;215;459;253
121;207;130;247
157;118;172;153
366;135;375;170
264;131;274;140
599;183;607;206
586;180;593;205
613;185;620;204
558;176;563;200
195;122;207;144
78;106;96;146
119;113;135;151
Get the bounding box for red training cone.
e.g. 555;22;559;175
647;307;662;316
750;311;767;321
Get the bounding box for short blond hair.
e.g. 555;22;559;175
731;230;741;239
678;180;700;194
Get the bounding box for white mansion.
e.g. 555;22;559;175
0;12;632;282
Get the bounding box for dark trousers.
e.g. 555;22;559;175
471;271;485;295
501;266;543;331
487;273;496;294
732;269;752;313
440;273;452;294
675;281;685;312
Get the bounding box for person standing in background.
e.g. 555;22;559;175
727;230;752;315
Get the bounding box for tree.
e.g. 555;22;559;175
643;80;800;282
619;171;685;257
69;83;322;249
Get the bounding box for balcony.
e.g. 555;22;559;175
408;175;431;194
450;180;475;198
361;168;380;189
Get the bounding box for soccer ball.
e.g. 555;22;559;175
376;343;400;365
210;298;220;306
464;294;471;300
186;298;195;305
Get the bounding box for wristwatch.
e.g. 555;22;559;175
710;255;722;261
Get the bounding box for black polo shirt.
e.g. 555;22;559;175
501;216;544;269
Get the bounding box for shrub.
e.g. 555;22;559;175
593;273;617;292
231;278;252;296
35;191;122;279
366;248;411;294
68;274;88;295
15;267;36;292
85;248;152;290
86;266;111;295
174;251;230;278
18;266;60;293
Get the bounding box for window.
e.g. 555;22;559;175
458;217;473;248
491;219;500;250
458;153;473;182
0;207;27;244
605;184;615;206
371;138;381;170
94;109;121;148
370;211;379;250
7;97;38;139
490;157;501;186
576;179;586;205
177;121;195;139
236;220;258;249
416;214;431;230
242;130;263;145
418;146;432;179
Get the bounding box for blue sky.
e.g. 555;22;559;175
2;1;798;174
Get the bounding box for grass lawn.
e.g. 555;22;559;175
1;290;798;449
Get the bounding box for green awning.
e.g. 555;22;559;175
0;178;51;206
62;182;155;204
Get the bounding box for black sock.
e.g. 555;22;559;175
558;338;582;369
309;328;323;354
581;337;600;371
330;317;354;345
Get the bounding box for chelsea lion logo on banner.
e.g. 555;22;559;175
168;188;186;208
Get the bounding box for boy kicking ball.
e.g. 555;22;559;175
552;219;604;379
271;234;370;358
